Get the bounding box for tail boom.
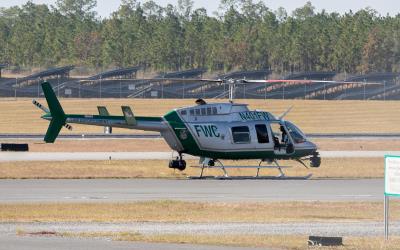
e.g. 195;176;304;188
39;82;166;143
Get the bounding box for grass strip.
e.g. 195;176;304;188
60;232;400;250
1;200;400;223
0;158;385;179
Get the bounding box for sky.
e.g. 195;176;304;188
1;0;399;18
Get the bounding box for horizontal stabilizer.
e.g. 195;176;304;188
97;106;110;116
98;106;112;134
121;106;137;126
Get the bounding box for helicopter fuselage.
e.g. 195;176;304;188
161;102;317;161
37;81;319;168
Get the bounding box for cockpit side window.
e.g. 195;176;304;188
231;126;250;144
255;124;269;143
285;121;307;143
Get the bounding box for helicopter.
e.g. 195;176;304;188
33;79;380;179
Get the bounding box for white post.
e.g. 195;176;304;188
99;76;102;99
363;81;366;101
15;78;18;99
57;75;60;98
384;81;386;101
384;195;389;240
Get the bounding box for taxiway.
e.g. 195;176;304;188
0;178;382;202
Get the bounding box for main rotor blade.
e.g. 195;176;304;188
79;78;223;83
243;79;383;85
278;105;293;120
83;78;383;86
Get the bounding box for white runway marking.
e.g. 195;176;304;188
0;151;399;162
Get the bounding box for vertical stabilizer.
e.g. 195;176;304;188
41;82;66;143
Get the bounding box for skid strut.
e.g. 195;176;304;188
199;159;228;178
190;159;312;180
274;160;285;177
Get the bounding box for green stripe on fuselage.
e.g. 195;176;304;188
163;110;202;155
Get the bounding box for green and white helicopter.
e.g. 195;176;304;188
33;79;379;179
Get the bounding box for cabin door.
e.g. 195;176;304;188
269;122;294;155
254;123;274;150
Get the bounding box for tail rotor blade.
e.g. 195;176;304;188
32;99;49;113
64;123;73;131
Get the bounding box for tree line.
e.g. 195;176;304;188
0;0;399;74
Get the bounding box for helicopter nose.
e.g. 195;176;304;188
306;141;318;151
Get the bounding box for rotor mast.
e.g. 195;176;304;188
228;80;235;102
226;79;240;102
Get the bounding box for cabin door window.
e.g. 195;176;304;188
231;126;251;144
255;124;269;143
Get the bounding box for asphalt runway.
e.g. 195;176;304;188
0;150;398;162
0;235;261;250
0;178;383;202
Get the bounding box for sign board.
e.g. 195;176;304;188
65;88;72;95
384;155;400;240
128;84;135;90
151;91;158;97
385;155;400;196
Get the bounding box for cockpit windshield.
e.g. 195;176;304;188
284;121;307;143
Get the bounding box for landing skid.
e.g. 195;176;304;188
189;159;312;180
188;174;312;180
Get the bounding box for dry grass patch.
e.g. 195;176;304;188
0;160;186;179
314;139;400;151
1;201;400;223
77;233;400;250
2;98;400;134
0;158;385;179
